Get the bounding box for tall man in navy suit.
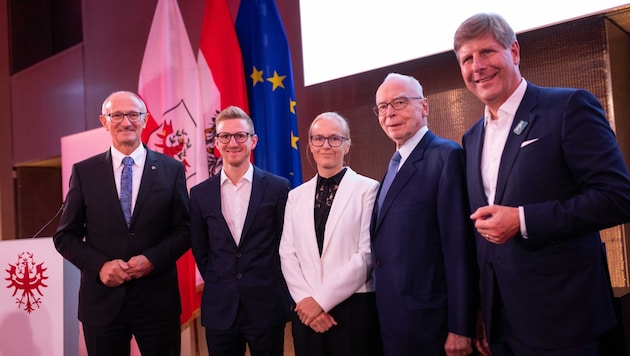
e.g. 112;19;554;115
454;13;630;355
370;73;478;356
190;106;291;356
54;91;190;355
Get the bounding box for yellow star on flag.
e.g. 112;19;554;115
291;131;299;150
251;66;264;86
290;99;297;114
267;71;286;91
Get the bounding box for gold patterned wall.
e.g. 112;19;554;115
299;11;630;287
428;16;630;287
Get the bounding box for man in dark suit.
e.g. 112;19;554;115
370;73;478;356
54;91;190;355
454;13;630;355
189;105;291;356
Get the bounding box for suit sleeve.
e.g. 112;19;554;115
276;177;291;244
438;146;479;337
53;165;111;279
190;185;209;278
524;90;630;239
279;189;308;303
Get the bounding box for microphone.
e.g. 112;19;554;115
31;202;65;238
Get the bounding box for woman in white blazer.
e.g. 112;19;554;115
280;112;383;356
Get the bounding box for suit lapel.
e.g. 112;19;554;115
299;176;320;259
376;131;434;228
133;148;158;226
321;168;355;256
240;167;264;246
468;120;488;206
494;86;538;204
100;149;128;226
207;174;236;244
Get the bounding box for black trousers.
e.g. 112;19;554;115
290;292;383;356
204;305;285;356
82;286;181;356
488;276;599;356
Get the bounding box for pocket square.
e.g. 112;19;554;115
520;138;539;148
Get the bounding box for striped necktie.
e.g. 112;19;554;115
120;156;134;226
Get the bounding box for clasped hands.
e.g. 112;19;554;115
99;255;154;287
295;297;337;333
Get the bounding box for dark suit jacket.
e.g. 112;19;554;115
189;166;291;330
370;131;478;354
53;146;190;326
463;83;630;349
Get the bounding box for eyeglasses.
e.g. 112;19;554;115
216;131;254;144
372;96;424;116
309;135;348;147
105;112;146;123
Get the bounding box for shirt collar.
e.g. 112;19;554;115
484;78;528;126
111;144;146;168
220;163;254;186
398;125;429;160
317;167;347;187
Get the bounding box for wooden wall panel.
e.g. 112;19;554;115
11;44;85;164
0;0;15;239
296;16;612;183
15;166;62;238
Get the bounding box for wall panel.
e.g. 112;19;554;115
11;44;85;164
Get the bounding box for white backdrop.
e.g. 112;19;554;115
299;0;630;85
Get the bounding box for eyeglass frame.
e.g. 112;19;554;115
105;112;146;123
372;96;424;116
309;135;349;147
215;131;255;144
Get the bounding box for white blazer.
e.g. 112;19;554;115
280;167;379;312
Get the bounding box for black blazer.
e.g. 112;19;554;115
53;146;190;326
190;166;291;330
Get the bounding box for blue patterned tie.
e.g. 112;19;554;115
377;151;401;215
120;157;134;226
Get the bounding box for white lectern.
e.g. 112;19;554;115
0;237;79;356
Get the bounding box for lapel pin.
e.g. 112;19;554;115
151;166;156;170
513;120;528;135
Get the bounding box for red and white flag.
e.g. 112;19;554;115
197;0;250;178
138;0;203;327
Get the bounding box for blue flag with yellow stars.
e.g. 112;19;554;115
235;0;303;188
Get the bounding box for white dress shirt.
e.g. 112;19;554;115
397;125;429;169
481;78;529;237
220;163;254;246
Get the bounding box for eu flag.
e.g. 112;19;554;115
235;0;303;187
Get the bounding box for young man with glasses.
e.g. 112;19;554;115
189;105;291;356
370;73;478;356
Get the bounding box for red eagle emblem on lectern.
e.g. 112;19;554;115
5;251;48;313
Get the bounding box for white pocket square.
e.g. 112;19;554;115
520;138;539;148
